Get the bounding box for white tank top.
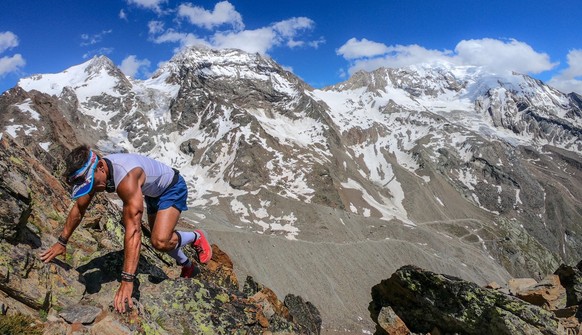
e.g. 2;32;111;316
104;153;175;198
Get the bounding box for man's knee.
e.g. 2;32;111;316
151;235;173;251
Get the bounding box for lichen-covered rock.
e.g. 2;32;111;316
371;265;560;335
284;294;322;335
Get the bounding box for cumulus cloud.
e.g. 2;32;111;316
548;49;582;94
147;1;319;55
178;1;244;31
0;31;25;77
151;30;210;49
212;28;277;53
126;0;167;13
272;17;314;38
154;19;316;55
454;38;556;74
347;44;452;73
119;55;151;78
0;54;25;77
338;37;558;78
336;38;390;60
0;31;19;53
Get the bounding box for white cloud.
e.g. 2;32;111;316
272;17;314;38
287;40;304;48
82;47;114;59
563;49;582;76
126;0;167;13
148;20;165;35
151;8;319;56
0;31;19;53
338;37;558;78
346;44;452;73
454;38;556;74
212;28;276;53
81;30;113;46
178;1;244;31
0;54;25;77
119;55;151;78
336;38;390;60
152;30;210;49
308;37;326;49
0;31;25;77
548;49;582;94
119;9;128;20
148;2;319;56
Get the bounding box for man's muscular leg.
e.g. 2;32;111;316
150;207;181;251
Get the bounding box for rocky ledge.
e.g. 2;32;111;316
0;133;321;334
370;263;582;335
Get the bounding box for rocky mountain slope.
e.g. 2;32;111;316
0;134;320;334
1;46;581;333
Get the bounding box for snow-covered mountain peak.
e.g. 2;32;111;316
18;55;131;99
156;46;282;84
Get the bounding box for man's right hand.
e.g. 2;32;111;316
40;243;66;263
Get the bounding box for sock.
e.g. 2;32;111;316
166;231;199;266
167;248;191;266
174;231;199;248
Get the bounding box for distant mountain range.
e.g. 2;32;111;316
2;46;581;332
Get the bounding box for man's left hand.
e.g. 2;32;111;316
114;281;134;313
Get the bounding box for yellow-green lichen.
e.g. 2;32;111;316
9;156;24;166
216;293;229;303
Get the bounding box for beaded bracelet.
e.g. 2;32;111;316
121;271;136;282
57;236;68;247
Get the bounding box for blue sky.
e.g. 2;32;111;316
1;0;581;94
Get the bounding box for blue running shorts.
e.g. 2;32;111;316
144;175;188;214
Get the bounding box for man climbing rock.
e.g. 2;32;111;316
40;145;212;313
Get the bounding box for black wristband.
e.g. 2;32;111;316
121;271;136;282
57;236;68;247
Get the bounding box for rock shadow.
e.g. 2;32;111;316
76;251;169;297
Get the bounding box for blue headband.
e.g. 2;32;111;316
69;150;98;199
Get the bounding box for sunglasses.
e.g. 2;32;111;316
66;165;94;186
66;152;97;186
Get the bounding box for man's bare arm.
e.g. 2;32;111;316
116;169;145;276
40;193;93;263
114;168;145;313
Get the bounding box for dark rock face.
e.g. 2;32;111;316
284;294;323;335
370;265;560;335
554;262;582;307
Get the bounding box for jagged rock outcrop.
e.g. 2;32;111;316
0;134;320;334
554;261;582;307
370;264;582;334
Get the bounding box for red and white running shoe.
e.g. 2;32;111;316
192;229;212;264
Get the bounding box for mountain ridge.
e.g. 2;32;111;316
2;46;582;333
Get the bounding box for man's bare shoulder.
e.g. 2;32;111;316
116;168;145;199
